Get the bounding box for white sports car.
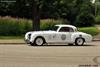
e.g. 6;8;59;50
25;24;92;46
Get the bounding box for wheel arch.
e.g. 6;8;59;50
71;34;86;43
75;37;85;46
75;37;85;42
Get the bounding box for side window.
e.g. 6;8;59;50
69;28;74;32
59;27;74;32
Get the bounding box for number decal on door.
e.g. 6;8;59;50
61;34;66;40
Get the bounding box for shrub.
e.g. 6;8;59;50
75;13;95;27
40;19;64;30
0;17;64;36
95;15;100;24
1;16;99;36
0;16;32;36
79;27;100;36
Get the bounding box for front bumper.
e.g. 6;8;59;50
24;39;31;44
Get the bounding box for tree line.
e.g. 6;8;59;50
0;0;97;30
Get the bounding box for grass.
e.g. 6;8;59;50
0;36;24;39
79;27;100;36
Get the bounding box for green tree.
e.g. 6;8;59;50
0;0;95;28
31;0;40;31
75;13;95;27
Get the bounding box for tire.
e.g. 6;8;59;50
34;37;44;46
75;38;85;46
30;42;35;46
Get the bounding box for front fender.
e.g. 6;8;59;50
30;34;44;43
25;32;32;40
30;34;38;43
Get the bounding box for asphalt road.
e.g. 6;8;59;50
0;41;100;67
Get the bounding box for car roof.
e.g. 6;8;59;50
55;24;77;29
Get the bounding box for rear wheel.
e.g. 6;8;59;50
75;38;85;46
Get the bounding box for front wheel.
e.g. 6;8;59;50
34;37;44;46
75;38;85;46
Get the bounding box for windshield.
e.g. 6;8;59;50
48;26;59;31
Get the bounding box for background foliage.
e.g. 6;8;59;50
0;16;64;36
0;0;100;36
0;16;99;36
0;16;32;36
95;15;100;24
79;27;100;36
0;0;96;27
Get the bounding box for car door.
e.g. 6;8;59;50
56;27;73;43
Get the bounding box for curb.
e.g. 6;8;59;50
0;39;26;44
0;39;99;44
0;43;26;45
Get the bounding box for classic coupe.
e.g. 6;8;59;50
25;25;92;46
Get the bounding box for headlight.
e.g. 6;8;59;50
28;34;31;39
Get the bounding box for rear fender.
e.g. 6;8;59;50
71;34;84;43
